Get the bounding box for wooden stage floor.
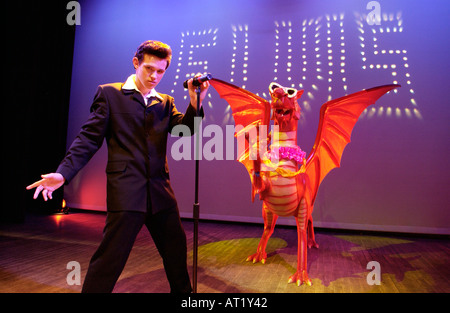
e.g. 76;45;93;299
0;211;448;293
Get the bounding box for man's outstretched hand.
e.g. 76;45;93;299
26;173;65;201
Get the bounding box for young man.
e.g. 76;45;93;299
26;40;209;293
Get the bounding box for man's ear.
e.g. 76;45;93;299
132;57;139;70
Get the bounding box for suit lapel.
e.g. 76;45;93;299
122;88;146;108
132;92;147;108
148;97;162;107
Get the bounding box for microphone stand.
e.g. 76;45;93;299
192;86;201;293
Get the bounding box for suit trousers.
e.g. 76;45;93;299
81;208;192;293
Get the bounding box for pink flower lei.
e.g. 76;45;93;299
264;145;306;163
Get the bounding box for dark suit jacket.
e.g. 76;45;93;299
56;82;203;214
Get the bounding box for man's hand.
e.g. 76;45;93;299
26;173;65;201
187;73;210;110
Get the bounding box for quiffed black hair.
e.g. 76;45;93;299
134;40;172;69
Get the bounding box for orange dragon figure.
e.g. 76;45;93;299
210;78;399;286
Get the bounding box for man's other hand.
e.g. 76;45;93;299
26;173;65;201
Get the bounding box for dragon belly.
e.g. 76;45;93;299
262;160;299;217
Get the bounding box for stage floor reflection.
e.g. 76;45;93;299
0;211;448;293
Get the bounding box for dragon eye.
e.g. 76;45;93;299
269;82;282;92
286;88;297;98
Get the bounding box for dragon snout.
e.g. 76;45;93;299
271;88;290;107
268;82;302;126
273;87;287;99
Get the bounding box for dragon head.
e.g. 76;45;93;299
269;82;304;131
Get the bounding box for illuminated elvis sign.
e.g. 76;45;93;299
169;11;420;122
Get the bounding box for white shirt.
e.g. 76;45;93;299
122;74;164;106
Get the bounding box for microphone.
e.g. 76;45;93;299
183;73;212;88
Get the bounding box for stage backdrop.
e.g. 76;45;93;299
64;0;449;235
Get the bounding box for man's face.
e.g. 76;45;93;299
133;54;167;93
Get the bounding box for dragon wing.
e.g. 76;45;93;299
210;78;271;201
305;84;400;205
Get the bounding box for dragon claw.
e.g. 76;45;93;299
308;239;319;249
288;270;312;286
246;252;267;264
